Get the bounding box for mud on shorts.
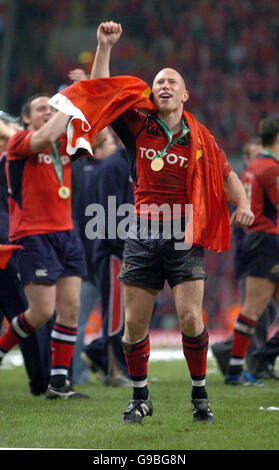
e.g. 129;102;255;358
117;218;206;290
13;230;87;286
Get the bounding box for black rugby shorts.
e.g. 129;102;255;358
242;231;279;282
118;218;206;290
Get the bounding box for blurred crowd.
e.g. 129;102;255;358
1;0;279;155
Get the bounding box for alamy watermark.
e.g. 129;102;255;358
84;196;193;250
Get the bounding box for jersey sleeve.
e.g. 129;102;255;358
258;164;279;207
7;130;34;159
220;149;232;177
212;138;232;177
111;109;147;147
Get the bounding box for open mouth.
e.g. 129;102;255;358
159;93;172;100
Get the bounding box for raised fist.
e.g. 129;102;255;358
97;21;122;47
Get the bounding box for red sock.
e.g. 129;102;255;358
228;314;256;375
50;322;77;387
0;313;35;360
122;335;150;400
182;327;209;399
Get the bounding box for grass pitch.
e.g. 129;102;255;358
0;352;278;451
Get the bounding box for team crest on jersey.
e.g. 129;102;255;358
145;120;162;137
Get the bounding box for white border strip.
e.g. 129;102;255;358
48;93;93;155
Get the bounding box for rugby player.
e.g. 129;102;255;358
225;118;279;385
51;21;255;422
86;21;254;423
0;94;88;399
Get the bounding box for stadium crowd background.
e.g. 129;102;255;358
0;0;279;333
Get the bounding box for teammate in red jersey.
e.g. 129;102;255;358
212;137;279;381
0;93;88;399
225;117;279;385
6;118;73;240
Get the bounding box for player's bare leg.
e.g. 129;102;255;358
121;285;157;424
45;276;89;399
226;276;276;386
173;279;214;423
0;283;55;364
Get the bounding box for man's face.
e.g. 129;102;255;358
152;68;189;115
23;96;56;131
244;144;263;164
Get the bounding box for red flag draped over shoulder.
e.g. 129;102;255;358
49;76;230;252
182;111;230;252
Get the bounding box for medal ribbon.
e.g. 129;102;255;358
153;118;189;162
49;142;63;185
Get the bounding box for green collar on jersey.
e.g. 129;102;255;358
261;149;279;161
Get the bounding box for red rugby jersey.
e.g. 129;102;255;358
111;109;231;219
241;154;279;234
6;130;73;241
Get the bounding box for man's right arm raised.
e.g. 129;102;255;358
90;21;122;78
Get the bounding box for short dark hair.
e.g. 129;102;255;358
242;136;262;156
20;92;50;127
259;117;279;147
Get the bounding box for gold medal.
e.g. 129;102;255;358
151;159;164;171
58;186;71;199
